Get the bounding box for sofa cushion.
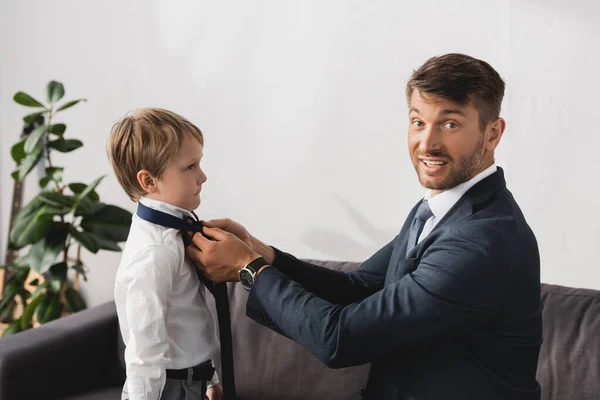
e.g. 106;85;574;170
62;386;122;400
537;284;600;400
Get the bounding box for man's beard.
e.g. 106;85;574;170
415;135;485;191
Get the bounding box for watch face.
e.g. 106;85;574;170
239;269;254;290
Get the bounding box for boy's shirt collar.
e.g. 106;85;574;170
138;197;195;221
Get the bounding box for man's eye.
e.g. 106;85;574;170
412;120;423;127
444;122;458;129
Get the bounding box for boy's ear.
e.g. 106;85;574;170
137;170;158;194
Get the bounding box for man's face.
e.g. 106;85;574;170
407;90;500;196
155;133;207;211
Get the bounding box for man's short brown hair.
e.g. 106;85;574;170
406;53;505;130
107;108;204;201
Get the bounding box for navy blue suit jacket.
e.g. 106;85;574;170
247;168;542;399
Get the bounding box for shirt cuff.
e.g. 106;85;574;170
208;371;220;388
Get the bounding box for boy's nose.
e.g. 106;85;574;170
199;169;207;184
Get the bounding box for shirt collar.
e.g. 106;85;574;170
424;162;498;220
138;197;194;220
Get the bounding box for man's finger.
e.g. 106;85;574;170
185;243;204;264
202;226;230;241
204;218;231;229
190;230;212;246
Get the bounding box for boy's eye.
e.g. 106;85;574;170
186;164;195;170
412;120;423;127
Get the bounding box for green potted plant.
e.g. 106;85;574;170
0;81;132;336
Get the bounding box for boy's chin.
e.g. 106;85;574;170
187;198;201;211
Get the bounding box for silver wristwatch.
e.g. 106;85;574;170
239;257;269;291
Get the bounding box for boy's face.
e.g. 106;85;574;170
153;133;207;211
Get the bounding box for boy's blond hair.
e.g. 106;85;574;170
107;108;204;201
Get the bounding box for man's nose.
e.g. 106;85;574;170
419;126;442;154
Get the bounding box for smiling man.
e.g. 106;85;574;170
186;53;543;400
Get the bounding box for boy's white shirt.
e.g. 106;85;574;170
114;197;220;400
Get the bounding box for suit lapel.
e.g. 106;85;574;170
399;167;508;262
386;202;420;283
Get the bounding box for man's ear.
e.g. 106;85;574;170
137;170;158;194
486;118;506;150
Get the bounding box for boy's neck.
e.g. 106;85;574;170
139;197;193;219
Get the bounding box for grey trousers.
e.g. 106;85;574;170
121;378;207;400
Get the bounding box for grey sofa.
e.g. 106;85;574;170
0;260;598;400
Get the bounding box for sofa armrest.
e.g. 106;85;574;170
0;301;124;399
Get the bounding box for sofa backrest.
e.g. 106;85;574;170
537;284;600;400
224;261;600;400
221;259;369;400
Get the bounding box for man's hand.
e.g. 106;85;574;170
206;383;223;400
203;218;252;248
204;218;276;264
185;226;260;282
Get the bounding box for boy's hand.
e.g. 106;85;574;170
206;383;223;400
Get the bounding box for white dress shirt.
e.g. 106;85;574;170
418;163;498;243
114;197;220;400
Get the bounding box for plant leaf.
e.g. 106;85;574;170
71;262;88;282
2;320;23;337
13;92;45;108
24;124;47;153
48;138;83;153
56;98;86;112
95;237;122;252
46;81;65;104
10;266;30;284
0;299;17;323
74;176;105;210
28;223;69;274
48;123;66;136
35;293;63;324
80;205;132;242
11;139;26;163
12;255;30;269
9;199;53;249
45;167;64;182
39;192;76;208
39;176;51;188
65;287;87;312
0;282;21;310
18;144;44;181
20;295;44;330
31;281;49;299
73;197;102;216
69;182;100;202
49;261;68;292
23;111;46;125
69;226;100;253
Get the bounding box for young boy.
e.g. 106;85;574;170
108;108;223;400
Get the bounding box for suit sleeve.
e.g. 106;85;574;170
247;225;509;368
269;237;396;305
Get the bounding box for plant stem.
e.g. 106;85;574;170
45;107;65;193
74;245;82;290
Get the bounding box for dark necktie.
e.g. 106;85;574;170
406;200;433;256
136;202;236;400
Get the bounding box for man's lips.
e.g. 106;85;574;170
419;157;449;167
